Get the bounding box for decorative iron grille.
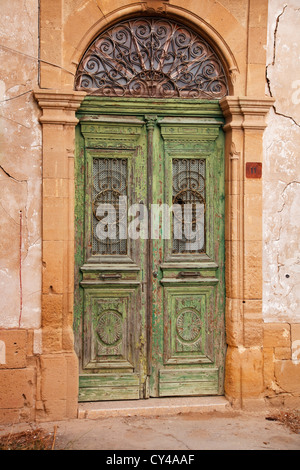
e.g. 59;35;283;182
75;18;228;99
172;158;206;253
92;157;128;255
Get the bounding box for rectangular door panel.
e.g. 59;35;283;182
163;285;216;366
159;369;219;397
82;287;138;371
79;374;140;401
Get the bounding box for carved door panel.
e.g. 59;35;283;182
74;107;225;401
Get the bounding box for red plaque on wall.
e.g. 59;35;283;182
246;162;262;179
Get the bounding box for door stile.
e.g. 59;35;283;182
144;116;157;392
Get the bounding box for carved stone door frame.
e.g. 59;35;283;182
34;1;274;420
34;90;273;416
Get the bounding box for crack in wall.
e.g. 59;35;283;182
271;4;287;66
266;4;300;128
0;165;27;183
271;108;300;128
277;181;300;214
0;44;75;78
93;0;107;20
0;89;33;104
0;113;31;129
0;201;20;226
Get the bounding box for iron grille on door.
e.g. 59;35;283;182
92;157;128;255
172;158;206;254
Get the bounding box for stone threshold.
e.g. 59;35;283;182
78;396;230;419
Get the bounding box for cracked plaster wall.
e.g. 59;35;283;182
264;0;300;323
0;0;42;329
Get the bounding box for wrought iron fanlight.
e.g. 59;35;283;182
75;17;228;99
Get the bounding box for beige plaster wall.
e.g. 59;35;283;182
264;0;300;324
0;0;42;329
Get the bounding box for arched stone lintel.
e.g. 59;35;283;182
68;3;240;94
75;17;229;100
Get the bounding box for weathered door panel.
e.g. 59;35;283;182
159;369;219;397
149;117;225;397
75;116;148;401
79;374;140;401
75;100;225;402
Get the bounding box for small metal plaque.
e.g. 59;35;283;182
246;162;262;179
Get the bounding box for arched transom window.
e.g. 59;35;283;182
75;17;228;99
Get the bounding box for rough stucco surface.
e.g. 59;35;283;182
263;0;300;323
0;0;41;328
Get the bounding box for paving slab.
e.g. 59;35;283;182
1;409;299;450
78;396;230;419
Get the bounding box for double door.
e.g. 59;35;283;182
74;104;225;401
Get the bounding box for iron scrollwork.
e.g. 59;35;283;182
75;18;228;99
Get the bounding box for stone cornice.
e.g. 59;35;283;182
220;96;275;131
34;89;86;125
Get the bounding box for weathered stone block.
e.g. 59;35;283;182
0;369;34;409
40;355;68;402
225;298;243;347
39;352;78;420
241;347;264;398
225;346;264;401
0;330;27;369
263;347;275;389
42;294;64;328
275;360;300;395
264;323;291;348
42;327;63;353
275;347;291;360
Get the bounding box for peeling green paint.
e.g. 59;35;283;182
74;98;225;401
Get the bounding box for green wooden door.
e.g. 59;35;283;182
74;98;225;401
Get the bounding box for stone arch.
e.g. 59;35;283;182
66;3;241;96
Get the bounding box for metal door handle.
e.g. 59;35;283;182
152;271;158;278
100;273;122;280
178;271;202;278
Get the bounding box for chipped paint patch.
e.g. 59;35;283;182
292;340;300;365
0;341;6;365
0;80;6;101
33;329;43;355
